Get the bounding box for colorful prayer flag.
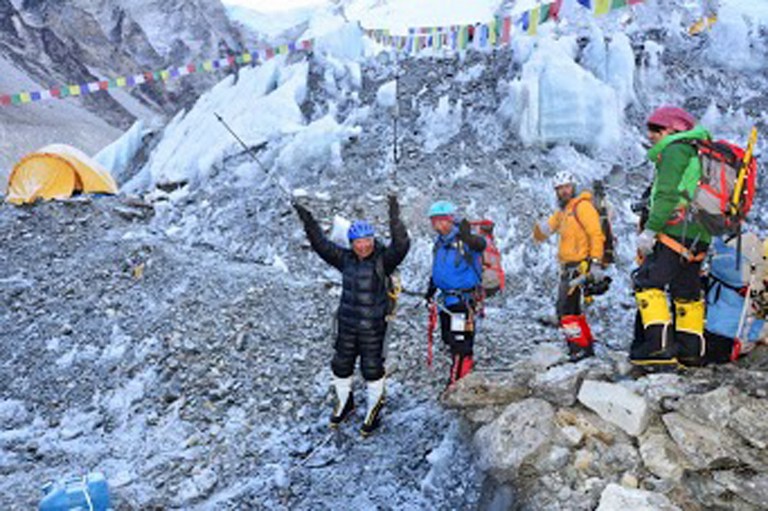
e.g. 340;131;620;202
551;0;564;20
502;16;511;44
595;0;612;15
528;7;541;35
458;25;468;49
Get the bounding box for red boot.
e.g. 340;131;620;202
560;315;595;362
449;354;474;385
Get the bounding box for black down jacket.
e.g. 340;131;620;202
299;202;410;333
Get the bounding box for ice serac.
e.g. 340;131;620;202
511;37;621;151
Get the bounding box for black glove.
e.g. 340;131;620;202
424;280;436;307
458;218;472;243
388;194;400;219
293;202;312;224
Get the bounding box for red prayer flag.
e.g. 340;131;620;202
551;0;564;20
502;17;512;44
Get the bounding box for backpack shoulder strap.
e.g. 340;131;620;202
571;197;590;233
375;251;387;280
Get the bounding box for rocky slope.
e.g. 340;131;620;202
446;346;768;510
2;1;768;509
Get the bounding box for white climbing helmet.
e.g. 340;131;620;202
553;171;575;189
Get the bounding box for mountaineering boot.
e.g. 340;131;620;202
360;378;385;437
630;289;678;370
568;342;595;363
674;299;706;367
330;376;354;428
458;354;474;379
560;315;595;362
447;353;473;388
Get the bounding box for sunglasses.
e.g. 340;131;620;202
647;123;666;133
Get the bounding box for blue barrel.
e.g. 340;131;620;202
38;472;111;511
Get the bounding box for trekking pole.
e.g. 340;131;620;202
214;112;269;174
214;112;293;199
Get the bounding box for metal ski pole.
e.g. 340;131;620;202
214;112;292;199
214;112;268;174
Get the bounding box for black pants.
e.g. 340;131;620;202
631;239;707;364
557;265;582;318
633;241;704;299
332;323;386;381
704;330;737;364
439;302;475;356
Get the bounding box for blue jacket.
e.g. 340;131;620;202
431;224;484;305
706;237;764;341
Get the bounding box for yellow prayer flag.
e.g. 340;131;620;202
528;7;540;35
595;0;612;15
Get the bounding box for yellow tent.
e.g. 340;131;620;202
5;144;118;205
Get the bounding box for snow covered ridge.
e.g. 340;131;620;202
124;0;768;196
123;19;634;195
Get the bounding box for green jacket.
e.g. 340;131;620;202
646;126;713;245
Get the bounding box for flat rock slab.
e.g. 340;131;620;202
578;380;650;437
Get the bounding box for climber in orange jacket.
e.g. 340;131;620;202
533;171;606;362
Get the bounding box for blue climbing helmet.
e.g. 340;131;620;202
428;200;457;218
348;220;375;241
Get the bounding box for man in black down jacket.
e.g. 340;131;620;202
294;195;410;436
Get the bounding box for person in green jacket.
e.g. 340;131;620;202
631;106;713;368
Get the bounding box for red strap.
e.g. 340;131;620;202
427;302;437;368
731;339;742;362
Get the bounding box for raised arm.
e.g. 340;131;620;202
459;219;486;253
382;194;410;274
293;202;346;271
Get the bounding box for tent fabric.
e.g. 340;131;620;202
5;144;118;205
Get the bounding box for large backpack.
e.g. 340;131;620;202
469;220;506;297
572;181;616;266
683;130;758;236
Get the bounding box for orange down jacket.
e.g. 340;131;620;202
541;192;605;264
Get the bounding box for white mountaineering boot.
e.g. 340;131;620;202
360;377;385;437
330;375;354;428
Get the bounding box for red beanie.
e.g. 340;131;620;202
647;106;696;132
